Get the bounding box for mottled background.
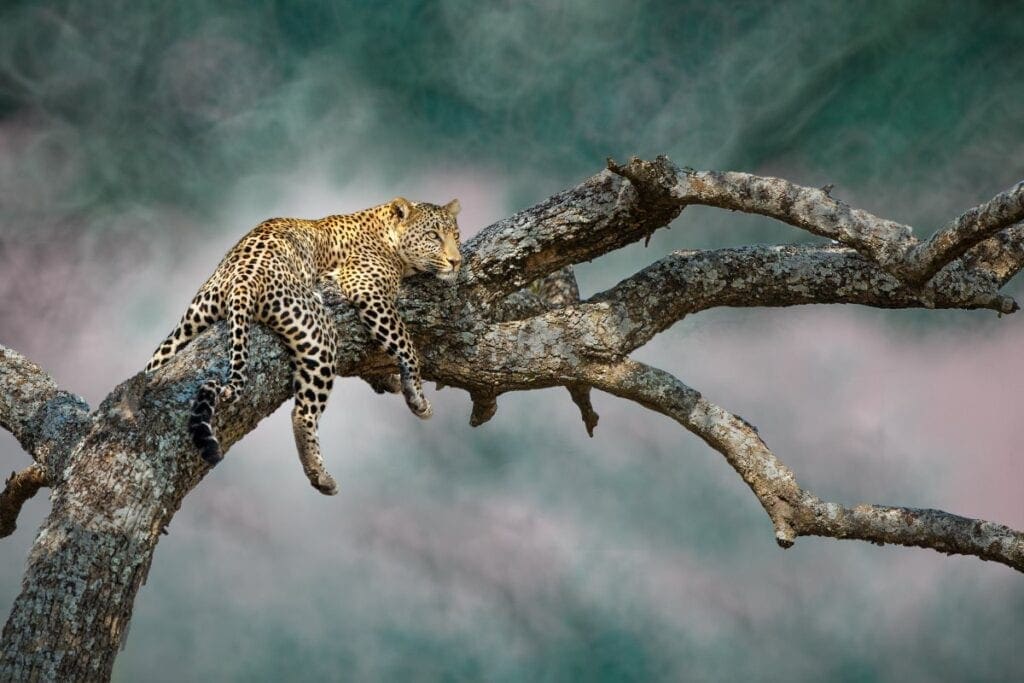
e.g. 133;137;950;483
1;1;1023;681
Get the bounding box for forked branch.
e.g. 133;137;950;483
905;181;1024;284
604;156;1024;290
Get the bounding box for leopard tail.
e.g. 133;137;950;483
189;379;223;465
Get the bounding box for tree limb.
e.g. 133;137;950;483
460;156;1024;313
579;359;1024;571
462;162;682;300
791;497;1024;569
961;223;1024;286
0;464;48;538
663;165;915;269
605;156;1024;289
581;243;1016;355
905;181;1024;284
0;346;91;478
469;241;1016;378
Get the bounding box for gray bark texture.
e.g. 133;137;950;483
2;156;1023;680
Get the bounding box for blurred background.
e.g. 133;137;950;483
1;1;1022;680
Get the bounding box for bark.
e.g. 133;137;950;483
2;156;1023;679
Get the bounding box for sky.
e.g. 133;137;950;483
1;1;1023;681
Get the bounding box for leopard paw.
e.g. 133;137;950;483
365;373;402;395
311;472;338;496
410;397;433;420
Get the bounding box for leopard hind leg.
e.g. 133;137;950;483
146;286;223;371
260;286;339;495
185;284;253;467
220;284;256;403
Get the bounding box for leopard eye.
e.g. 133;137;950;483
427;230;441;241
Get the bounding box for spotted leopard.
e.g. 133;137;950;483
146;197;462;495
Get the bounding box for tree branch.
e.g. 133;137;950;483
581;243;1016;355
579;359;804;544
606;156;914;270
962;224;1024;286
579;359;1024;572
607;156;1024;289
460;156;1024;318
471;240;1017;380
791;497;1024;569
905;181;1024;284
0;346;91;477
462;161;682;300
0;465;48;538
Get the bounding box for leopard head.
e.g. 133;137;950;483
391;197;462;283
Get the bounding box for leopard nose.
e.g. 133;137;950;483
448;256;462;269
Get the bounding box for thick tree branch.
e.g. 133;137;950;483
579;359;1024;572
667;167;914;268
461;157;1024;317
462;163;682;300
607;156;1024;289
581;243;1016;355
473;241;1016;377
0;346;91;477
464;267;601;433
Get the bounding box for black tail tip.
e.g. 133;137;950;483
191;379;222;465
196;435;222;466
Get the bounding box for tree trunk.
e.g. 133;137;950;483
2;157;1023;680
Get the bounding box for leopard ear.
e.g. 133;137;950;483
444;198;461;217
391;197;413;221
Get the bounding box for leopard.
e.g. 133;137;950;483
145;197;462;495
